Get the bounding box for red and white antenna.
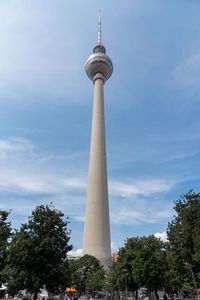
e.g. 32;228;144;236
98;10;102;44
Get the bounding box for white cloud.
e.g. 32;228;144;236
0;137;88;226
0;172;88;196
71;201;173;226
0;199;35;216
68;248;83;258
111;241;118;251
0;137;33;159
62;178;87;189
0;137;174;196
68;244;117;258
109;178;172;198
0;170;56;195
164;151;198;161
173;53;200;94
73;215;85;222
110;201;173;225
0;137;175;229
154;231;168;242
0;137;87;195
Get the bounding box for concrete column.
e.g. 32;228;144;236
83;74;111;268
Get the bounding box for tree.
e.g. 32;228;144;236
105;237;142;296
0;209;11;287
70;255;104;292
87;269;105;291
164;247;184;293
132;235;167;294
104;261;122;292
4;204;72;295
167;190;200;292
106;236;167;296
116;237;143;292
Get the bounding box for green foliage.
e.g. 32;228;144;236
106;236;166;293
0;209;11;286
1;189;199;296
106;190;200;294
132;235;166;292
70;255;104;292
4;204;72;294
164;247;184;292
104;262;122;291
87;268;105;291
167;190;200;291
116;237;142;291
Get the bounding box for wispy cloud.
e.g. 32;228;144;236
71;202;174;226
0;199;35;216
0;1;88;103
173;53;200;94
0;137;34;159
0;137;186;230
164;151;199;162
110;205;173;225
0;170;87;196
62;178;87;190
0;137;175;197
109;179;172;197
73;216;85;222
0;137;87;195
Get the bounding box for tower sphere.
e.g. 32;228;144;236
85;44;113;82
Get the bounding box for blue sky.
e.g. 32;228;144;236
0;0;200;253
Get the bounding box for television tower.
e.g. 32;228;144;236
83;11;113;268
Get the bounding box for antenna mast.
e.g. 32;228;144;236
98;10;102;44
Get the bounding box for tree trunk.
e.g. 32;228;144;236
33;293;37;300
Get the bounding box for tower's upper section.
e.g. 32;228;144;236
85;11;113;82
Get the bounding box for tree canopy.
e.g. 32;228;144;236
4;204;72;295
167;190;200;292
116;237;142;292
106;236;166;294
1;189;200;296
105;191;200;295
0;210;11;287
70;254;104;292
132;235;166;293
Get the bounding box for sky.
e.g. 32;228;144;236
0;0;200;254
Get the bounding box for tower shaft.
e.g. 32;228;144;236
83;75;111;267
